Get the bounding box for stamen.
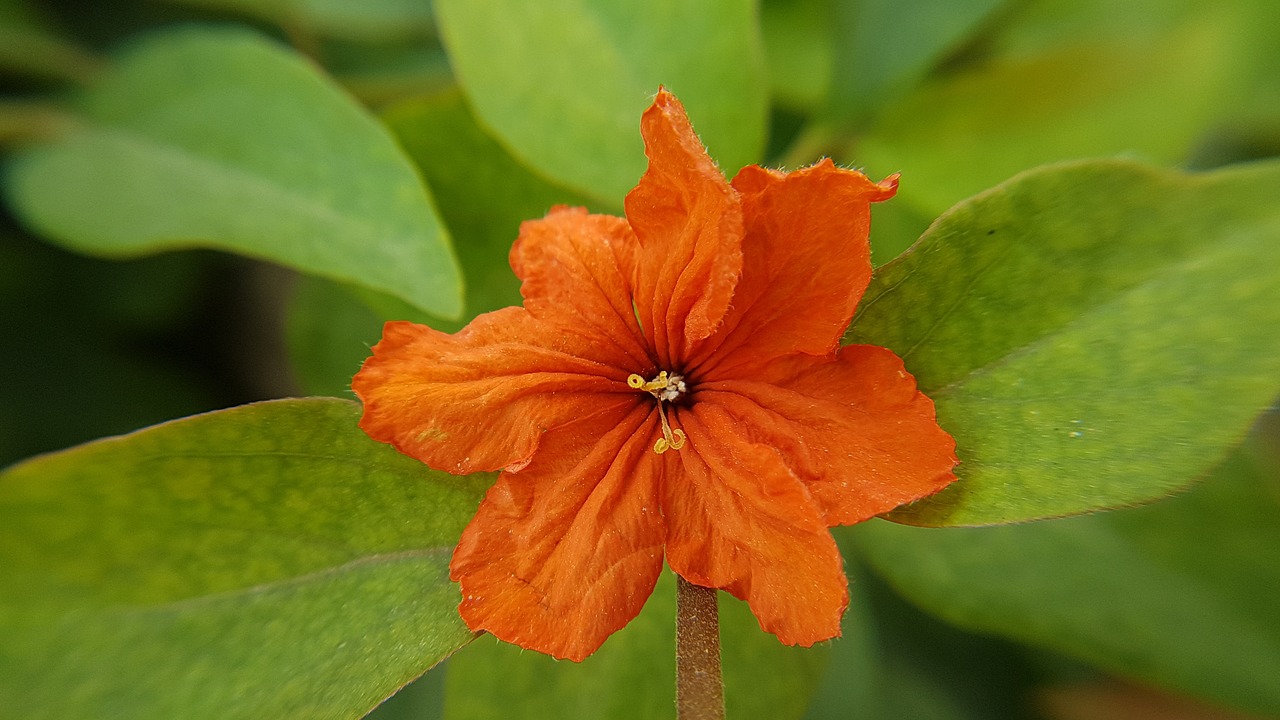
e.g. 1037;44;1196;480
655;407;686;454
627;370;689;454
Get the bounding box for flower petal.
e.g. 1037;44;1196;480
663;403;847;646
450;402;665;661
697;345;958;526
353;312;638;474
689;160;898;376
624;89;743;365
510;206;652;371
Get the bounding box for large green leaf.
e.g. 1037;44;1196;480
849;159;1280;525
2;26;463;318
851;438;1280;717
0;399;487;720
435;0;767;204
443;569;828;720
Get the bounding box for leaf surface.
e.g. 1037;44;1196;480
3;26;462;317
443;570;828;720
850;159;1280;524
852;1;1251;213
436;0;767;203
0;399;487;719
852;440;1280;716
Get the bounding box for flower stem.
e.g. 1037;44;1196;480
676;576;725;720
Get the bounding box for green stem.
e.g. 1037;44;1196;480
676;576;725;720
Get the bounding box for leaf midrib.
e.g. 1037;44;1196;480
104;546;454;616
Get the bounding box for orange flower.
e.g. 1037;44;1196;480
353;89;957;662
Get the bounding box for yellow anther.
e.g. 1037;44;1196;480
629;370;689;454
654;406;686;454
627;370;668;394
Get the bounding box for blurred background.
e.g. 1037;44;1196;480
1;0;1277;718
3;0;1277;467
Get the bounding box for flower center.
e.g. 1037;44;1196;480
627;370;687;454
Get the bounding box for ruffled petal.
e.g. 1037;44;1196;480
689;160;897;377
510;206;652;371
450;402;665;662
353;312;638;474
662;402;847;646
696;345;958;526
624;88;743;366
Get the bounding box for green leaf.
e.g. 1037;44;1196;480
326;38;453;108
285;276;386;398
0;232;220;467
295;0;435;40
2;26;463;318
364;667;446;720
827;0;1006;123
0;0;100;83
384;89;597;328
852;1;1248;213
805;558;1040;720
760;0;833;112
0;100;77;147
0;399;487;720
444;570;828;720
286;89;597;397
849;158;1280;525
157;0;436;41
851;440;1280;717
1233;0;1280;123
435;0;767;204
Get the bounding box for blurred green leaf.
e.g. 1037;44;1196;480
435;0;767;204
852;442;1280;717
287;89;595;396
285;276;384;398
364;666;446;720
868;195;935;266
0;100;77;146
157;0;435;41
1235;1;1280;124
0;398;487;720
295;0;435;39
0;232;222;466
3;26;463;319
0;0;100;83
806;558;1040;720
325;38;452;108
849;159;1280;524
852;2;1246;213
384;89;596;328
444;570;827;720
760;0;833;112
827;0;1006;124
